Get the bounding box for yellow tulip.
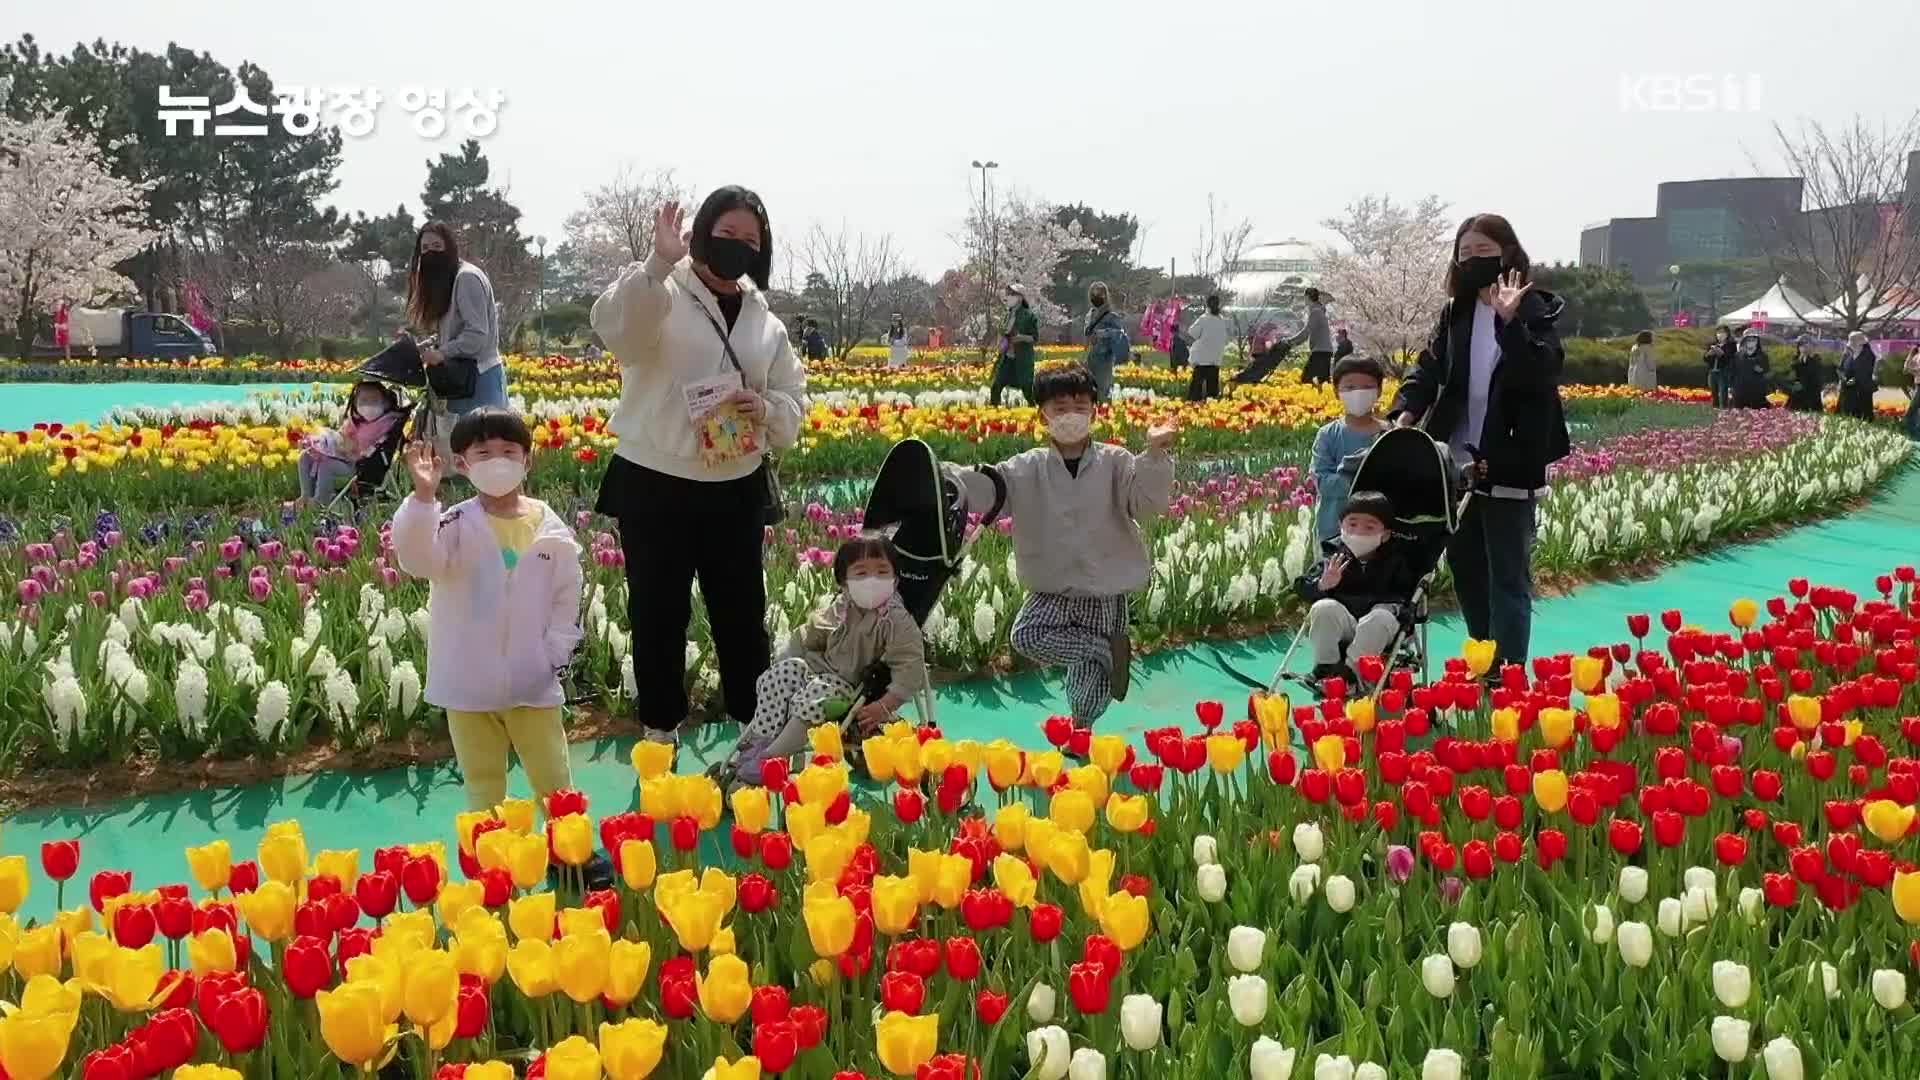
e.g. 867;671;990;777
795;763;850;807
474;829;514;876
378;912;436;959
175;1067;246;1080
809;722;844;760
1865;801;1916;845
730;786;771;835
1077;849;1115;916
1586;693;1622;730
697;868;737;916
1570;656;1604;694
1098;891;1150;951
805;831;857;886
659;889;725;952
1533;770;1569;815
465;1065;517;1080
236;880;296;942
839;808;872;848
1028;750;1065;788
13;926;63;978
619;840;658;890
872;875;921;936
1730;598;1758;629
803;892;855;958
1490;707;1519;743
1048;789;1096;834
559;907;606;940
984;740;1025;790
1105;794;1150;834
891;738;926;786
1896;872;1920;924
53;907;91;947
1207;733;1248;774
455;812;495;858
258;825;309;886
707;1055;764;1080
604;939;652;1007
786;801;826;849
697;953;753;1023
874;1010;939;1076
0;857;29;915
631;740;676;781
188;928;237;976
920;738;955;777
555;928;613;1004
507;939;559;997
1462;639;1497;677
683;777;725;830
0;1004;77;1080
452;910;509;984
710;925;737;956
601;1018;669;1080
1311;734;1346;773
1787;694;1822;732
185;840;233;894
497;798;537;835
862;735;900;782
1538;708;1575;750
313;849;361;889
346;952;405;1023
1065;764;1109;807
316;982;392;1069
1843;719;1863;747
993;803;1030;851
993;854;1037;909
1046;830;1092;885
401;949;460;1027
1252;691;1291;746
1089;734;1129;775
551;813;595;868
438;880;486;928
509;892;557;943
930;854;970;910
0;913;18;970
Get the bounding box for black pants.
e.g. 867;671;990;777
599;457;770;731
1449;495;1538;671
1186;365;1220;401
1302;350;1334;386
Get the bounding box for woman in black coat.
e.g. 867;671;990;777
1785;336;1827;412
1837;331;1879;419
1729;330;1775;408
1389;213;1568;674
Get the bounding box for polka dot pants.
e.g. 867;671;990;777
734;657;853;782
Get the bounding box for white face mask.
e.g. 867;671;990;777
1341;530;1383;557
1046;411;1092;444
464;457;526;497
846;576;895;610
354;398;386;421
1338;388;1379;417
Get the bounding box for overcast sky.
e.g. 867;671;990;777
19;0;1920;282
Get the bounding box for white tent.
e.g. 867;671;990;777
1802;276;1920;327
1717;278;1829;327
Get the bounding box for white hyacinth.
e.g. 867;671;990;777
174;660;210;734
254;681;291;742
44;673;88;743
222;642;262;688
971;600;997;645
118;595;145;634
302;604;324;639
409;609;431;640
387;661;422;715
620;656;637;699
322;667;359;726
366;637;394;680
377;609;408;643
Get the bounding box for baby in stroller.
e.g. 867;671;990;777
292;380;404;505
1293;490;1420;688
720;532;928;787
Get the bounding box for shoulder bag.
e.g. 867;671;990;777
689;296;787;525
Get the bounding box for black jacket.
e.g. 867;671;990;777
1169;332;1190;366
1333;338;1355;362
1786;351;1827;411
1838;345;1878;418
1294;537;1421;617
1702;339;1736;373
803;330;829;360
1388;290;1569;491
1729;342;1774;408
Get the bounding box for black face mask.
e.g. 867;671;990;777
1457;254;1504;292
418;250;454;278
1090;294;1107;307
703;236;756;281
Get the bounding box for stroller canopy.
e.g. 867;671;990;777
359;337;428;389
1349;426;1460;532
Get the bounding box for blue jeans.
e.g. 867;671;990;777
1450;495;1538;670
1708;369;1729;407
447;362;508;415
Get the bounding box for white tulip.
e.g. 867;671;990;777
1711;961;1751;1008
1289;863;1322;903
1656;897;1685;937
1683;865;1716;896
1250;1037;1297;1080
1028;983;1057;1023
1421;1048;1463;1080
1226;926;1267;973
1873;969;1907;1011
1588;904;1616;944
1737;887;1763;924
1354;1064;1387;1080
1068;1047;1107;1080
1197;863;1228;903
1761;1035;1803;1080
1618;866;1648;903
1227;974;1269;1026
1293;822;1325;862
1616;921;1653;967
1446;923;1482;969
1682;884;1717;924
1119;994;1162;1050
1711;1016;1750;1062
1808;961;1838;1000
1193;834;1219;867
1313;1054;1355;1080
1421;953;1456;999
1025;1026;1071;1080
1325;874;1356;913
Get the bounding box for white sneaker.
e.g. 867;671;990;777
641;728;678;745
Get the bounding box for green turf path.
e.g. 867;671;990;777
6;464;1915;921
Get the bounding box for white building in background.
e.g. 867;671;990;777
1217;239;1322;305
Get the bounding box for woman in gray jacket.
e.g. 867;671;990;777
407;222;506;414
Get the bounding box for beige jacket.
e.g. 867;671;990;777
948;442;1174;596
789;596;927;700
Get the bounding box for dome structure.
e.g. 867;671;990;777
1217;239;1321;304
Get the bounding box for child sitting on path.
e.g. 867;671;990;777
725;533;927;785
947;363;1176;731
1309;356;1390;542
391;408;584;813
1294;489;1419;688
294;380;402;504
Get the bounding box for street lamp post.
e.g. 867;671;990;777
971;159;998;353
536;235;549;356
1668;263;1682;327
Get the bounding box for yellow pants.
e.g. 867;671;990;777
445;706;573;811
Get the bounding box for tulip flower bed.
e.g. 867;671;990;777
2;572;1920;1079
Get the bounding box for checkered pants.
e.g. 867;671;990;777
1010;592;1129;724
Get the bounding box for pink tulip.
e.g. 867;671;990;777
189;540;205;557
163;556;186;577
295;566;318;586
214;565;234;579
258;541;283;562
24;542;54;561
87;590;108;608
247;576;273;603
219;538;245;562
30;565;55;588
103;530;122;548
379;567;400;588
337;526;359;545
296;583;313;605
16;579;43;605
125;578;154;600
289;550;308;568
184;590;210;613
51;530;71;554
186;577;205;594
56;559;76;577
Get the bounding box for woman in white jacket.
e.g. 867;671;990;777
590;186;807;745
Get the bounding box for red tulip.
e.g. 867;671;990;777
582;889;621;934
790;1004;827;1048
1713;832;1748;866
545;787;588;819
1067;959;1111;1013
1083;934;1123;977
295;900;332;940
1536;829;1568;868
90;869;133;913
1355;655;1386;685
131;1008;199;1073
156;895;193;941
753;1019;800;1073
478;869;513;908
284;935;332;998
1029;903;1064;943
879;971;926;1014
1790;845;1826;884
961;887;1012;931
976;988;1011;1024
945;936;983;980
1608;818;1643;855
1823;800;1859;830
1195;700;1225;729
227;860;260;894
1856;849;1895;888
759;831;793;870
454;977;489;1039
112;903;156;949
1752;769;1783;802
893;788;925;824
1462;840;1495;879
888;938;940;978
41;840;80;882
81;1044;136;1080
400;856;442;906
336;928;375;976
1660;609;1683;633
1764;871;1797;907
209;986;267;1053
1493;832;1523;864
1627;613;1651;638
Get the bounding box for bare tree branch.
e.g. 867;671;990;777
800;221;904;360
563;165;690;295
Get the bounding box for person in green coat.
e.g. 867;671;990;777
991;284;1039;406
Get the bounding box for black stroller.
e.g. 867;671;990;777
321;384;417;510
1221;425;1464;697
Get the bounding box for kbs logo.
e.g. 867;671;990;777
1617;74;1763;113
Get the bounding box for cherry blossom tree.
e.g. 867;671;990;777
1316;194;1453;371
0;107;158;350
958;193;1093;343
562;165;691;294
